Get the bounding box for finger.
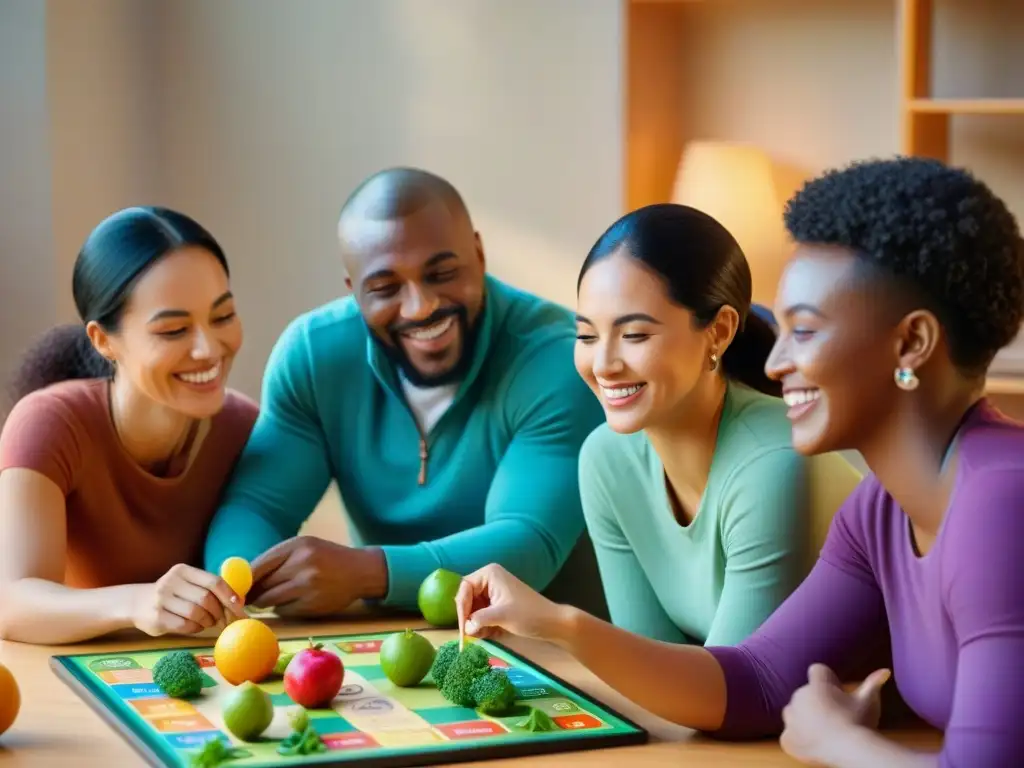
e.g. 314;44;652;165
162;595;217;629
852;669;891;703
159;609;204;636
180;567;247;618
464;604;508;636
455;579;476;634
172;581;226;624
807;663;839;686
250;538;302;583
249;579;307;610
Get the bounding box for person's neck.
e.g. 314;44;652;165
108;376;197;472
857;380;984;542
645;374;728;524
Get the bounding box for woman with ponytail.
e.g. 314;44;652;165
526;203;860;648
0;206;257;644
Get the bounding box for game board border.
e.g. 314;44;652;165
50;631;649;768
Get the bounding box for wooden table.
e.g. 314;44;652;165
0;614;941;767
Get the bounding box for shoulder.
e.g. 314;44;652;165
943;403;1024;538
1;379;104;436
268;296;368;371
486;279;590;401
580;422;647;472
0;380;105;492
214;388;260;434
719;383;796;458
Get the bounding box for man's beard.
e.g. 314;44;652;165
373;305;481;388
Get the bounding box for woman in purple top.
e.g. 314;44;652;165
454;156;1024;767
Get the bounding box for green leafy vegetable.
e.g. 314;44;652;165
187;737;251;767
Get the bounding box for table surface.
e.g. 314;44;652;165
0;614;941;767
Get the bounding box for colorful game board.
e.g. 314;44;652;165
50;629;647;767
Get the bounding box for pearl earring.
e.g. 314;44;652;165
894;366;919;391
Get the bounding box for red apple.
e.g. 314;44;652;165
283;640;344;709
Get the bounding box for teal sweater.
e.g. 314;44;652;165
203;275;606;609
579;382;862;646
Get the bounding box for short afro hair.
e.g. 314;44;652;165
783;156;1024;376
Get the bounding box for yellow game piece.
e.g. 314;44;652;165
220;557;253;597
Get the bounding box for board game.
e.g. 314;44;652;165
50;629;647;767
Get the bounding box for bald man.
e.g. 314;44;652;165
204;167;609;621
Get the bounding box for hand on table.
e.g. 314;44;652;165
133;563;246;636
779;663;892;765
247;536;387;618
455;563;567;642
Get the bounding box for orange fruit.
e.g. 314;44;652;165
214;619;279;685
0;662;20;736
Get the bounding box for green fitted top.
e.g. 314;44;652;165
578;381;862;646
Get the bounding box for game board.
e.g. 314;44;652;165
50;629;647;767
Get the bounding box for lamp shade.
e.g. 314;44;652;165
671;141;791;306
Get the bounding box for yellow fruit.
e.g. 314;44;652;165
0;662;20;736
220;557;253;598
214;619;279;685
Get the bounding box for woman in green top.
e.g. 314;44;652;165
571;203;859;646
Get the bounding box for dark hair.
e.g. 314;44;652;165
578;203;781;397
784;156;1024;377
5;206;229;412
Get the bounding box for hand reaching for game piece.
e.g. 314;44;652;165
455;563;569;642
132;564;247;637
779;663;892;765
247;536;388;618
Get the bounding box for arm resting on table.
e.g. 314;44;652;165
541;494;890;735
0;468;136;644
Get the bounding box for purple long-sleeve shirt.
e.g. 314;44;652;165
706;400;1024;767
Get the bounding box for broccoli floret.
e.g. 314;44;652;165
439;644;490;707
429;640;461;687
471;669;517;715
152;651;203;699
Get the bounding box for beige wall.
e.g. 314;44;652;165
152;0;624;400
0;0;56;387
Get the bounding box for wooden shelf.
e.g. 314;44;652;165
985;377;1024;397
908;98;1024;115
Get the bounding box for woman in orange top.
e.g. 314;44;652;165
0;206;258;644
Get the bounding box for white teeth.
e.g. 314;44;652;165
602;384;644;400
783;389;821;407
406;317;454;341
177;363;221;385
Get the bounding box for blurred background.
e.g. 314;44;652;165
3;0;1024;538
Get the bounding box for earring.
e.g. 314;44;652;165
709;352;719;372
894;366;919;391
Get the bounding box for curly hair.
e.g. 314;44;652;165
783;156;1024;376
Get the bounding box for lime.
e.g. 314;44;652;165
380;629;436;687
418;568;461;627
221;680;273;742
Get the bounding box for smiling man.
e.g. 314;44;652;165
203;167;609;620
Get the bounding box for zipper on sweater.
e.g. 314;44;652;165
418;436;428;485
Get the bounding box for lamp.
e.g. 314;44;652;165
671;141;792;306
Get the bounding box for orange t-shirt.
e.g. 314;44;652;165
0;378;259;588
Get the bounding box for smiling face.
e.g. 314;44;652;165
766;244;909;455
88;245;242;419
574;251;719;433
341;199;486;387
